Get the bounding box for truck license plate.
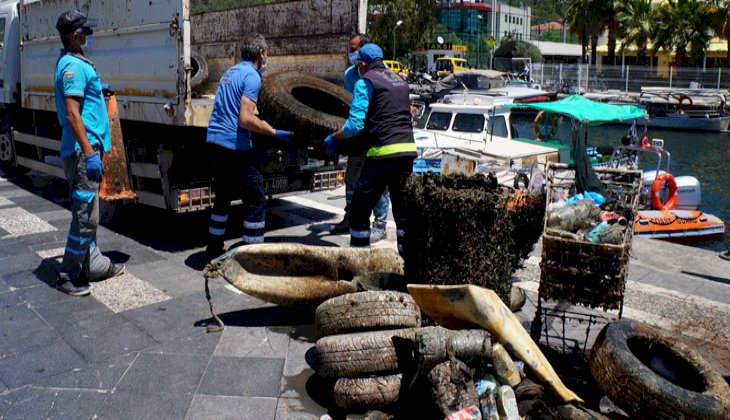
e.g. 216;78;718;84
265;177;288;193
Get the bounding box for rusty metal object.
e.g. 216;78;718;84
209;244;403;308
100;93;136;201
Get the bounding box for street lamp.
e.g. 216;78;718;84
477;14;483;69
392;20;403;60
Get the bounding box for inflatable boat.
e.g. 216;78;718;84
634;210;726;243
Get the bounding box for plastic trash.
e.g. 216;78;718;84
586;220;625;244
567;191;606;205
444;405;482;420
491;343;521;387
479;390;499;420
496;385;519;420
547;199;601;233
513;360;526;379
474;374;498;396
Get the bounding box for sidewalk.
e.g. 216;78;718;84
0;169;728;418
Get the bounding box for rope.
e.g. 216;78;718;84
203;263;225;333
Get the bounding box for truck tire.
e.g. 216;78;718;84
257;71;352;147
315;291;421;337
333;374;402;410
0;133;29;176
190;55;208;88
315;328;417;378
590;320;730;419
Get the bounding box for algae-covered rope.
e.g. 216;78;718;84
203;263;225;333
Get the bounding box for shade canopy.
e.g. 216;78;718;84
506;95;647;125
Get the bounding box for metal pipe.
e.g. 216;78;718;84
625;65;629;92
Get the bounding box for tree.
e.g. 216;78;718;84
367;0;437;61
514;41;543;63
615;0;654;65
707;0;730;67
651;0;713;67
565;0;592;62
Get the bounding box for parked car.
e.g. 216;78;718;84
384;60;409;78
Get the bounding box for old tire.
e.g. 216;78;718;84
257;71;352;147
315;291;421;337
190;55;209;88
316;328;417;378
590;320;730;419
333;374;402;410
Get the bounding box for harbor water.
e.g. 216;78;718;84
511;116;730;252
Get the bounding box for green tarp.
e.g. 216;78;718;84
506;95;647;125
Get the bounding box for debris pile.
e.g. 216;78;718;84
403;172;544;305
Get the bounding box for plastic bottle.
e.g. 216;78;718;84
491;343;520;387
496;385;519;420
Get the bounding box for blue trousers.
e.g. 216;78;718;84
345;156;389;225
207;144;266;250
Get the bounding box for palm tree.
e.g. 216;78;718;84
651;0;713;67
615;0;654;65
707;0;730;67
566;0;593;62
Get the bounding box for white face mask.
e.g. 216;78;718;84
258;53;267;74
81;35;93;54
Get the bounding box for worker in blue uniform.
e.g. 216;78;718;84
330;33;390;244
54;10;126;296
323;43;417;254
206;33;294;260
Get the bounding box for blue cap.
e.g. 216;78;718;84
356;44;383;63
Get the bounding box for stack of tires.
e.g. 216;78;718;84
314;291;422;411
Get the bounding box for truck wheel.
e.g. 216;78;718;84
315;291;421;337
257;71;352;147
190;55;209;88
315;328;417;378
333;374;402;410
0;133;29;176
590;320;730;419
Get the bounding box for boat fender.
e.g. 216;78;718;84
513;172;529;189
532;111;558;140
651;172;678;210
678;94;693;111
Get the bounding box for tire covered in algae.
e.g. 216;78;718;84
590;320;730;419
315;291;421;337
257;71;352;147
316;328;417;378
333;374;402;410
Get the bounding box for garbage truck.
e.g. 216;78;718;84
0;0;363;212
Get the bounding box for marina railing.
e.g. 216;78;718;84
523;63;730;93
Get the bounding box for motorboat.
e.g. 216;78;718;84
584;88;730;132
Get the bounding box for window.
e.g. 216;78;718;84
505;15;507;23
426;112;452;131
0;18;6;57
486;116;509;138
453;114;485;133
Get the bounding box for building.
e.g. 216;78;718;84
436;1;531;45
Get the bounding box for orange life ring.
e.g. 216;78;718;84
678;94;693;111
651;172;678;210
533;110;558;140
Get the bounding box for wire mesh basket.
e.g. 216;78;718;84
539;162;642;313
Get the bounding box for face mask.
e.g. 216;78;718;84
81;35;93;54
258;54;267;74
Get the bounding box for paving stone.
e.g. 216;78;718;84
3;263;56;290
0;206;57;237
90;271;171;313
34;297;124;333
127;260;202;297
37;353;137;390
0;339;86;388
0;386;108;419
0;304;59;357
16;282;77;308
144;331;221;357
60;320;158;363
197;356;284;398
0;252;41;277
115;353;208;396
213;326;290;359
185;395;278;420
34;209;71;222
0;277;13;294
275;396;330;420
95;389;193;420
280;326;317;399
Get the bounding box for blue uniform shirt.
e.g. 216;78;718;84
54;53;111;158
341;78;373;138
207;60;262;151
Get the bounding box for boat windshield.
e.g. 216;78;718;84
487;115;509;137
453;114;485;133
426;112;452;130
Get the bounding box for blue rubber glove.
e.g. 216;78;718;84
85;153;103;182
274;129;294;143
323;133;337;156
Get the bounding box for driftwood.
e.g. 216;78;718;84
428;360;479;416
416;326;491;374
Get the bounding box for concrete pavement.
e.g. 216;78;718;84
0;168;728;419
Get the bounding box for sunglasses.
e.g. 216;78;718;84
75;27;93;36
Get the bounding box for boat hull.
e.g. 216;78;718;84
620;115;729;132
634;210;726;244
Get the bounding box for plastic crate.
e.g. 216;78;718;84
539;163;642;312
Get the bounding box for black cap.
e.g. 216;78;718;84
56;10;97;36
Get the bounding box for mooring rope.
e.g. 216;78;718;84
203;263;225;333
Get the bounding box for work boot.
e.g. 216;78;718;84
97;263;126;281
370;222;387;243
56;278;91;297
331;214;349;234
206;244;225;262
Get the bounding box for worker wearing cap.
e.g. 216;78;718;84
205;33;295;260
54;10;125;296
323;43;417;255
330;33;391;244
